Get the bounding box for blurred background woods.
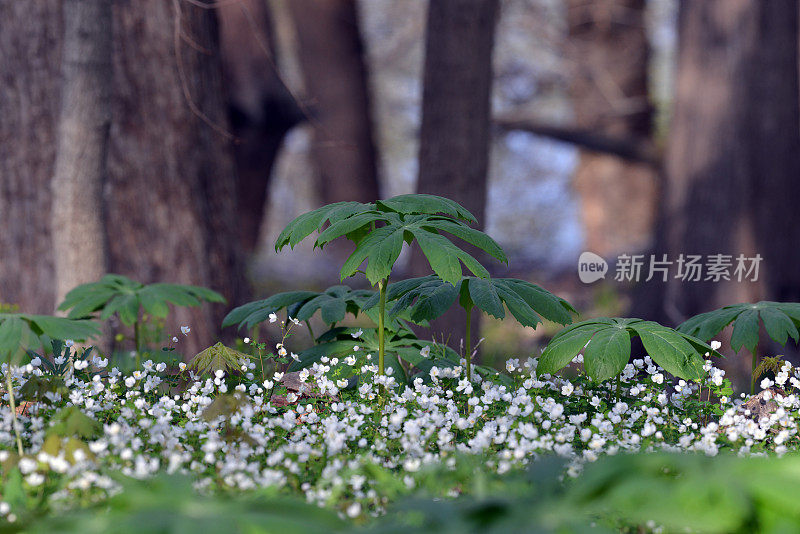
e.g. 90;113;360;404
1;0;799;387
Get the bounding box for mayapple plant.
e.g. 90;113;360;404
537;318;721;383
677;301;800;394
362;275;576;381
224;284;466;385
274;194;508;375
223;285;379;339
58;274;225;366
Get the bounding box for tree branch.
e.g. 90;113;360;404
494;115;661;166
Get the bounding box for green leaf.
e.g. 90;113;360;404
319;296;348;325
537;322;607;376
408;282;459;323
0;314;99;364
632;322;706;380
313;211;385;249
201;393;248;422
59;287;117;317
493;283;542;328
411;230;464;286
47;406;103;440
504;279;576;325
376;194;477;223
275;201;368;251
30;316;99;342
424;218;507;264
18;375;68;404
364;226;405;285
340;225;403;283
759;307;799;346
138;287;170;318
362;276;436;311
0;316;24;358
274;196;506;293
189;342;251;376
731;308;760;354
582;327;631;382
678;301;800;357
677;306;742;340
468;278;505;320
223;290;318;329
540;318;711;381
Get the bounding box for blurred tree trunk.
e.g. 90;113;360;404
411;0;499;355
288;0;380;205
566;0;657;257
51;0;112;308
105;0;245;354
0;1;244;355
0;1;61;314
219;0;303;254
634;0;800;326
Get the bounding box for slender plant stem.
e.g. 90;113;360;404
258;346;265;383
465;306;473;382
378;278;387;376
133;320;141;370
750;344;759;396
5;368;23;455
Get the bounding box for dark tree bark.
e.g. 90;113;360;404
411;0;499;353
635;0;800;328
566;0;657;258
1;1;246;355
51;0;112;307
105;0;245;354
0;1;61;314
219;0;303;254
288;0;380;205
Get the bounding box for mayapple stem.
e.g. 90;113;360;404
5;367;24;455
134;320;141;370
378;278;387;376
465;306;473;382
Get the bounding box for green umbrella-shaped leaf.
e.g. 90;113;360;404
376;194;476;223
223;290;318;329
678;301;800;357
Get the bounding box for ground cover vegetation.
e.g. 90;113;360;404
3;195;800;533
